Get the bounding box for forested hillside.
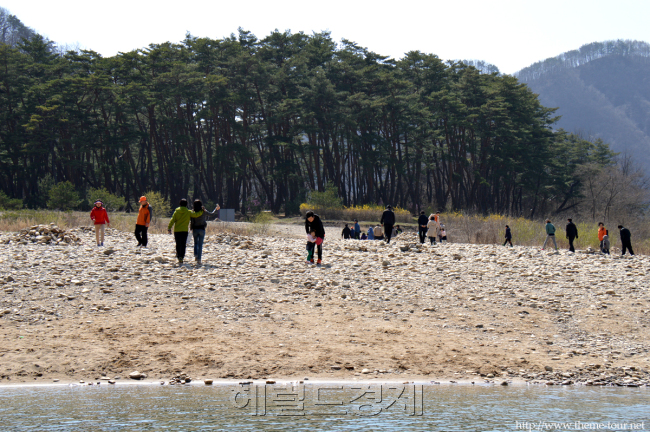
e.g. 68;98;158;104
517;40;650;173
0;25;641;217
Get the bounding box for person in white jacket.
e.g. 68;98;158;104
426;214;439;245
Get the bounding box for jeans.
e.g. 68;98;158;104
193;229;206;261
429;236;436;245
135;224;148;247
543;234;557;250
174;231;189;260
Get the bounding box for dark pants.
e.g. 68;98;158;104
384;224;394;243
568;236;576;252
503;238;512;247
174;231;189;260
621;240;635;256
316;241;322;261
135;224;148;247
418;228;427;244
429;236;436;245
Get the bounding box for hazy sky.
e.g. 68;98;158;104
3;0;650;74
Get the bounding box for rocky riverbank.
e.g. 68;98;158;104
1;224;649;387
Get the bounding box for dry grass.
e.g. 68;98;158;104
0;211;259;237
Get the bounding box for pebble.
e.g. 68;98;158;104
129;371;146;380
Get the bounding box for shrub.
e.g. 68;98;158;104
87;188;127;211
0;191;23;210
142;190;171;218
47;182;81;210
307;183;342;209
299;202;412;223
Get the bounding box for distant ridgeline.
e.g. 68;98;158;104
515;39;650;173
458;60;500;75
516;40;650;82
0;7;36;47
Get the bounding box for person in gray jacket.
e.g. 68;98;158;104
191;200;219;265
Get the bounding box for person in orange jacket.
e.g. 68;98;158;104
597;222;607;253
135;196;153;247
90;200;110;246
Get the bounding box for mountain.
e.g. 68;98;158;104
516;40;650;172
0;7;36;47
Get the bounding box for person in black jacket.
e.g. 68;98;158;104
341;224;351;239
417;211;428;244
380;205;396;244
305;211;325;265
503;225;513;247
617;225;634;256
565;218;579;252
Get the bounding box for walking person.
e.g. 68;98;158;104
353;219;361;240
418;211;428;244
426;214;438;245
542;219;558;250
305;211;325;266
503;225;513;247
135;196;152;248
380;205;396;244
618;225;635;256
90;200;110;246
342;224;351;239
597;222;607;253
190;200;219;265
167;199;203;264
565;218;579;252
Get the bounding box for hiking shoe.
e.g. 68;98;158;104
196;259;201;266
316;259;322;266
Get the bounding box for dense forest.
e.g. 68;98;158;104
0;22;645;218
517;40;650;174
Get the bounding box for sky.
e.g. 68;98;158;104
3;0;650;74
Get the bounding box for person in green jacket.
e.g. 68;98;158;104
167;198;203;264
542;219;558;251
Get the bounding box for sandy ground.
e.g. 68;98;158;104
1;223;649;386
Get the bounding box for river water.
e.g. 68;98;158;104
0;383;648;431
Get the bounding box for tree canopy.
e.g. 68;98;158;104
0;29;623;216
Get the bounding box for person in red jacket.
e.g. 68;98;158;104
90;200;110;246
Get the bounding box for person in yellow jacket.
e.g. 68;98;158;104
167;198;203;264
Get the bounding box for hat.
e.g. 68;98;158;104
94;200;103;205
139;196;147;202
386;205;392;209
